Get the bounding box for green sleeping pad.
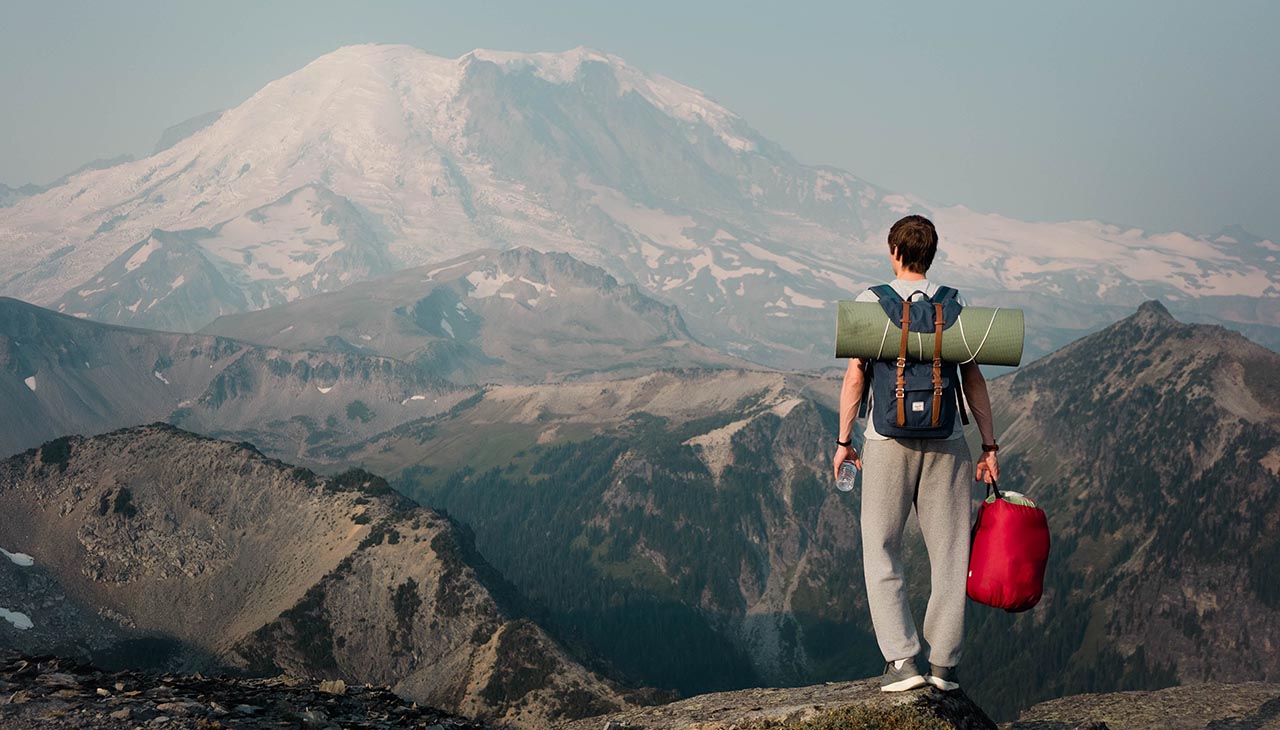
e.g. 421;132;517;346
835;302;1025;366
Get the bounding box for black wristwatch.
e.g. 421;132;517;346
981;443;999;453
836;438;853;448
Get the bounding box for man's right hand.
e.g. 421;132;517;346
833;444;862;481
975;451;999;484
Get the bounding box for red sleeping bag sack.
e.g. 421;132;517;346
967;483;1050;612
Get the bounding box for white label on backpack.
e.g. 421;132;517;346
912;402;925;412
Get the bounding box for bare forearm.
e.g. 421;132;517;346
838;359;865;442
961;363;996;445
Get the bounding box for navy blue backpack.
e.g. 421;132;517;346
858;285;969;439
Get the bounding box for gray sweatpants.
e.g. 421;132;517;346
861;437;973;668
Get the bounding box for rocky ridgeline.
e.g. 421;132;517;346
1006;681;1280;730
0;652;487;729
558;679;997;729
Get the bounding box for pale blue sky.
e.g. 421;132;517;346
2;1;1277;240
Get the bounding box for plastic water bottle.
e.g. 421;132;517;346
835;460;859;492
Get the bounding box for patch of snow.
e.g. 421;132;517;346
76;287;106;297
466;269;516;298
440;319;455;337
278;325;294;334
170;274;185;289
0;608;32;631
316;385;333;394
124;238;160;272
359;334;373;341
24;376;36;392
153;371;170;385
400;394;429;405
740;242;810;276
1;548;34;567
783;286;826;309
125;299;143;313
518;276;547;292
580;177;700;251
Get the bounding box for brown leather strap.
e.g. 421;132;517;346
932;303;944;427
896;299;910;426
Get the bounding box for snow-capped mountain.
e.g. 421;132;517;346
1;44;1275;367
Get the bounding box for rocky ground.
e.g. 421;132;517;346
1006;681;1280;729
0;652;488;729
556;678;997;729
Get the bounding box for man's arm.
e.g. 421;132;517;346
960;361;1000;483
833;358;865;480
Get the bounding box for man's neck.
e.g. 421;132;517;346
894;271;926;282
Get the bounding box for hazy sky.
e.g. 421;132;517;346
2;1;1277;240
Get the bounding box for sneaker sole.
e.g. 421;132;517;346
926;676;959;691
881;675;928;692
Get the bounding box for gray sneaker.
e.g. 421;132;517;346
926;664;960;691
880;658;927;692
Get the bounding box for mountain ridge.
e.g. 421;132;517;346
0;423;632;727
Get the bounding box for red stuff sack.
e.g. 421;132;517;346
967;483;1050;612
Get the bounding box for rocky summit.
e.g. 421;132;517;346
556;679;997;729
0;652;486;729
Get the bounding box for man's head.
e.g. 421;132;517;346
887;215;938;275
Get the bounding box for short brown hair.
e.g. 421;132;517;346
888;215;938;274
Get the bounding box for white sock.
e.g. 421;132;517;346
893;659;907;670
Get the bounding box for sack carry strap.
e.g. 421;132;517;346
896;299;910;426
986;479;1003;500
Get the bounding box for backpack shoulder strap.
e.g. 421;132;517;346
931;286;959;304
869;284;901;304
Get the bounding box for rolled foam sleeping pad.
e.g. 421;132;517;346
835;302;1025;366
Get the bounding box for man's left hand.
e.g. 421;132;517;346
975;451;999;484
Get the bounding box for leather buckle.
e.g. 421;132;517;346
895;357;907;368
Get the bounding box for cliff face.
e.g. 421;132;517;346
0;424;628;727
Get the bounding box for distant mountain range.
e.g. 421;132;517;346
201;245;740;384
0;44;1274;367
0;424;633;727
0;296;476;459
0;245;744;459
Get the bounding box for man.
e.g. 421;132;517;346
833;214;999;693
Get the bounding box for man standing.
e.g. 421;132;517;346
833;215;999;693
